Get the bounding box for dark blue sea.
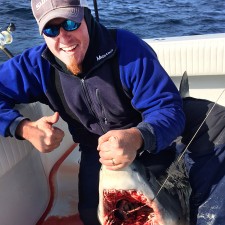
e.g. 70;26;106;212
0;0;225;63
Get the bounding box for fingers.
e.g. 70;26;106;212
54;127;65;139
98;135;119;162
99;157;122;170
97;132;112;150
41;126;65;151
98;135;131;170
98;129;141;170
104;164;123;171
40;113;64;152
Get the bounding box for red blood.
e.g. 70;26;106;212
102;189;159;225
41;214;84;225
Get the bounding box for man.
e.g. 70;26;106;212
0;0;185;224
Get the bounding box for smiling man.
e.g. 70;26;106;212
43;18;89;74
0;0;185;224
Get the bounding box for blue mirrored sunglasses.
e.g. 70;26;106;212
43;20;81;37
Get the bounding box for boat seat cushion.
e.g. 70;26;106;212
145;34;225;76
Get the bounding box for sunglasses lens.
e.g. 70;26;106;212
63;20;81;31
43;26;59;37
43;20;81;37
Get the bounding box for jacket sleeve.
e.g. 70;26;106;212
117;29;185;153
0;44;50;137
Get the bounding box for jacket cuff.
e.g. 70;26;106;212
9;117;29;140
136;121;156;154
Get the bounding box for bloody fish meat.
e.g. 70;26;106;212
98;160;189;225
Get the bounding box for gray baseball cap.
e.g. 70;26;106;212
31;0;89;34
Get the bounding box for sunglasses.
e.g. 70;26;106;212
43;20;81;37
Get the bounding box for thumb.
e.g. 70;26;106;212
109;136;118;144
45;112;60;125
97;132;118;150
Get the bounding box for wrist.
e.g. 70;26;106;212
15;119;31;140
130;127;144;151
136;122;156;153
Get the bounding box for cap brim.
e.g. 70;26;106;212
39;7;84;34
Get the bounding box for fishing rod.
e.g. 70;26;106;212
93;0;100;22
0;23;15;59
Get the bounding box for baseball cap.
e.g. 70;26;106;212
31;0;89;34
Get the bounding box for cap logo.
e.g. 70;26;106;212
70;7;80;16
36;0;48;11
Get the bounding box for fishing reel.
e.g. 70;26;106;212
0;23;15;46
0;23;16;58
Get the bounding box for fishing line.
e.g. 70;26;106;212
153;87;225;200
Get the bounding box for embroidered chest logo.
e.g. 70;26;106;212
96;49;113;61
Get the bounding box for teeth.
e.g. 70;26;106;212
62;44;77;51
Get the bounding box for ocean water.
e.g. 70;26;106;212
0;0;225;63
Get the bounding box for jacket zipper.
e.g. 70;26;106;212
80;78;106;134
96;89;108;125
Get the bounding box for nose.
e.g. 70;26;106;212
59;27;69;37
56;27;72;43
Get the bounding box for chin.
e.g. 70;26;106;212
66;59;82;74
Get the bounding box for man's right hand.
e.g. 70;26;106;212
16;112;65;153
